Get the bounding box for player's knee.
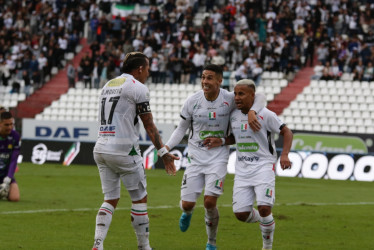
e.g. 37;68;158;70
234;212;248;222
181;200;195;211
203;196;217;209
258;205;271;217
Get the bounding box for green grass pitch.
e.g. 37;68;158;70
1;163;373;249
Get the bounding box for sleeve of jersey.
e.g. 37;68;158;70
136;85;151;115
266;110;285;133
165;118;190;150
251;92;266;114
7;133;21;179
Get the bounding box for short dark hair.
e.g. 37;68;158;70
121;52;149;73
203;64;223;78
0;111;13;121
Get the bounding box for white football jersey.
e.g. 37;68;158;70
93;73;150;159
230;107;284;178
181;89;235;166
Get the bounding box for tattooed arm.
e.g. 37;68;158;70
140;112;178;175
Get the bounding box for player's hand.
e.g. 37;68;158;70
203;137;222;149
248;110;261;132
0;177;11;196
280;154;292;170
161;153;179;176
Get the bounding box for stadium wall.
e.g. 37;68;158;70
20;119;374;182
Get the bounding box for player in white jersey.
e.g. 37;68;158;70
165;65;266;250
205;79;293;250
92;52;178;250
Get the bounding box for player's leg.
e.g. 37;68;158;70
8;180;20;202
203;169;226;250
255;169;276;250
92;153;121;250
179;170;204;232
124;165;151;250
232;181;260;223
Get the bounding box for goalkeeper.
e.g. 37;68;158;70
0;111;20;202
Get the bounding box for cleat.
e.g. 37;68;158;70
206;243;217;250
179;212;192;232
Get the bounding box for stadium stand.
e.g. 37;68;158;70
2;0;374;135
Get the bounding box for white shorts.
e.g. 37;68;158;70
233;169;275;213
181;163;227;202
94;152;147;201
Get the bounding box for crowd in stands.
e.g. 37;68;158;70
0;0;85;96
2;0;374;95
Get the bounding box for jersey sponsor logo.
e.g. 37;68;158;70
237;155;260;162
237;142;259;152
199;130;224;139
208;112;216;120
107;77;126;87
241;123;248;131
99;126;116;136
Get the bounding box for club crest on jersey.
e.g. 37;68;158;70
265;188;273;198
241;123;248;131
8;144;13;149
215;179;223;190
208;112;216;120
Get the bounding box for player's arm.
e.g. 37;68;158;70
203;134;235;149
279;124;293;170
138;105;178;175
248;92;266;131
164;116;190;151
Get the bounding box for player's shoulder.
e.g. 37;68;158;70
10;130;20;140
186;90;204;101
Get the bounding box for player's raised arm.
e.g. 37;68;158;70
139;112;178;175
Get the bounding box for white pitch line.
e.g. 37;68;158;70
1;202;374;215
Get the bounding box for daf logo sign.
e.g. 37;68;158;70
36;126;89;139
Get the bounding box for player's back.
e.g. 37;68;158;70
94;74;149;157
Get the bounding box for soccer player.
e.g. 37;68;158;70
92;52;178;250
0;111;21;202
205;79;293;250
164;64;266;250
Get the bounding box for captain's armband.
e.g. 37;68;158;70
136;102;151;115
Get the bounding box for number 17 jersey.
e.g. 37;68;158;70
93;73;150;158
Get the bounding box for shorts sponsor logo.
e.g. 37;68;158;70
215;179;223;190
265;188;273;198
237;143;259;152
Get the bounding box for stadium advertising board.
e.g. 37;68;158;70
20;141;374;182
275;131;374;153
22;119;174;143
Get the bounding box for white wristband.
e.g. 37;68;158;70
220;138;225;146
158;146;169;157
3;176;11;185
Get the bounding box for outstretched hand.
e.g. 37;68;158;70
161;153;179;176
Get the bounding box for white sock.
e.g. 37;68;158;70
259;214;275;249
245;208;260;223
205;207;219;246
93;202;115;250
131;203;151;250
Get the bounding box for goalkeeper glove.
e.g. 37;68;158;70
0;177;11;198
